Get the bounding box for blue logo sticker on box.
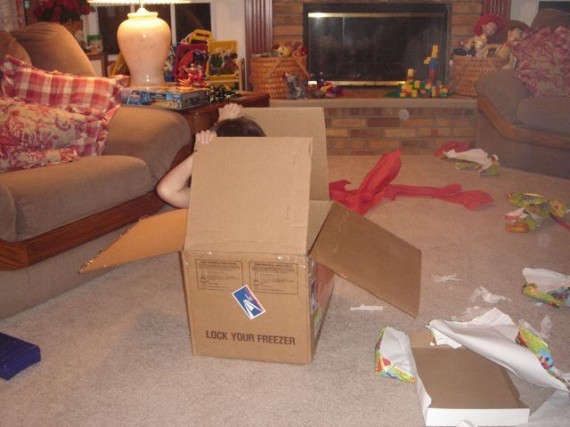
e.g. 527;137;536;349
232;285;266;320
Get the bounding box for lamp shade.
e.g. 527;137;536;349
89;0;191;87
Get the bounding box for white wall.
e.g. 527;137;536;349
211;0;246;59
0;0;20;31
511;0;570;24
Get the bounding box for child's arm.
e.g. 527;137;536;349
156;154;195;208
156;130;216;208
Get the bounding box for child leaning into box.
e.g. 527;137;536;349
156;103;265;208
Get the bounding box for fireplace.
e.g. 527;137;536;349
303;3;449;86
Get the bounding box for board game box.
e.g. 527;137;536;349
121;86;210;110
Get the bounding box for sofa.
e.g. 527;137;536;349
0;23;192;319
475;8;570;179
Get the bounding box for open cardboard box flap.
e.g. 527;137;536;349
311;202;421;317
409;331;529;426
80;208;186;272
185;137;314;254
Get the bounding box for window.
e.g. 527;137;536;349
97;4;211;55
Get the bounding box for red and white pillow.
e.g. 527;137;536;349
0;98;108;172
0;55;127;172
511;26;570;97
0;55;126;113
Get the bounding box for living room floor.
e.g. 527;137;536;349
1;154;568;426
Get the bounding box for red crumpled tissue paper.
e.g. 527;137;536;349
329;149;494;215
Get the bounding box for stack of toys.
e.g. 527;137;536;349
398;45;450;98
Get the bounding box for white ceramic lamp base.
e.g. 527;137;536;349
117;7;171;87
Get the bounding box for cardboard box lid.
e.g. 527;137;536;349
409;331;529;426
243;107;329;202
185;137;315;254
310;202;421;317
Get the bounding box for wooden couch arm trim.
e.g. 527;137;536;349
0;141;196;270
477;96;570;151
0;192;165;270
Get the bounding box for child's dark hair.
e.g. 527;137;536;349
213;117;265;137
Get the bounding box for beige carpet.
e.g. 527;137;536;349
1;154;569;426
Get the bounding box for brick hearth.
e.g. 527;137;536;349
271;96;477;155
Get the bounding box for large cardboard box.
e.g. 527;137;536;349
82;108;422;364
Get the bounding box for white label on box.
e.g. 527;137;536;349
196;260;243;291
249;261;298;294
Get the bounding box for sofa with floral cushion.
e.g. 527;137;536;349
475;8;570;179
0;23;192;319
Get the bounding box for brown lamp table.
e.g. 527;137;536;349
178;91;270;134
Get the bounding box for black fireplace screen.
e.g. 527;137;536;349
303;3;448;86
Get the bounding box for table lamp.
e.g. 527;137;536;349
88;0;191;87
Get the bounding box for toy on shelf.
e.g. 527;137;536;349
450;14;505;59
484;21;529;69
173;30;241;90
250;41;309;99
206;40;239;80
397;45;450;98
174;30;211;86
306;72;342;98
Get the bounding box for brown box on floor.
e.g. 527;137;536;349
409;331;529;426
82;108;422;364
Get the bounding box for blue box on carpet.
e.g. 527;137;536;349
0;332;41;380
120;86;210;110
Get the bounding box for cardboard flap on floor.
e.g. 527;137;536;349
185;137;314;254
409;331;529;426
80;208;186;272
310;202;421;317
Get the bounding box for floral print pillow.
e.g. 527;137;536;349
0;98;106;172
510;26;570;97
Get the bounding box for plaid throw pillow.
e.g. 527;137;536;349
0;55;126;113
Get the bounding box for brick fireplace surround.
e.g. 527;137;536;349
269;0;484;155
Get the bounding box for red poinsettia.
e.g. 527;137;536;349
34;0;94;24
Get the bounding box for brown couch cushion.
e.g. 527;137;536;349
517;97;570;135
104;106;191;182
11;22;95;76
475;69;530;124
0;156;152;241
0;31;30;63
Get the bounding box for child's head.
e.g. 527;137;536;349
213;117;266;137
